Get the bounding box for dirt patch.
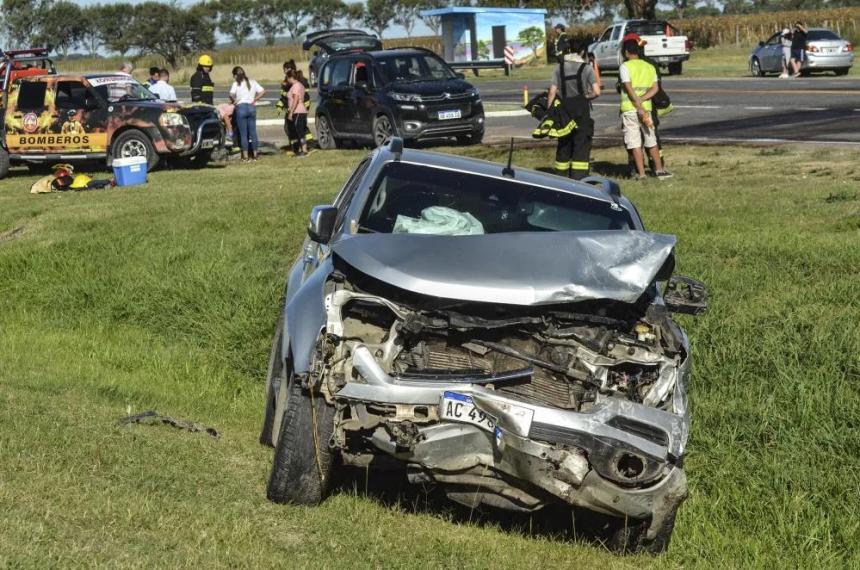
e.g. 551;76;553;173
0;226;24;243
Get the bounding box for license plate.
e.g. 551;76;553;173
440;391;495;432
437;109;461;120
201;139;217;149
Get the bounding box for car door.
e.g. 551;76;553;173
594;27;614;68
320;57;354;134
54;79;109;153
346;58;376;135
4;77;53;155
761;33;782;72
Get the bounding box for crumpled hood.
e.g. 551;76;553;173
331;230;676;306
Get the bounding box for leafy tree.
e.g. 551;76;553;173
517;25;544;61
283;0;309;40
393;0;422;38
544;0;595;26
79;5;107;57
1;0;48;46
308;0;347;31
216;0;256;46
363;0;396;39
419;0;448;36
130;2;216;69
255;0;288;46
95;3;138;56
623;0;656;19
343;2;365;29
34;1;85;58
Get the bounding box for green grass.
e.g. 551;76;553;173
1;143;859;567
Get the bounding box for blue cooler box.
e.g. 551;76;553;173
112;156;148;187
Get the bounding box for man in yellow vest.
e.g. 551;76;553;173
619;39;672;180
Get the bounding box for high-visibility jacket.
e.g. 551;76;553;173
619;59;657;113
190;67;214;105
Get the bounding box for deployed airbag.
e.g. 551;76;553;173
394;206;485;236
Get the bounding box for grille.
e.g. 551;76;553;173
421;92;472;102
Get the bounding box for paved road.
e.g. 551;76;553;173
175;76;860;146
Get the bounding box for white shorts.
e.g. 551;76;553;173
621;110;658;150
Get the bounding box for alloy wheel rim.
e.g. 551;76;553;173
318;117;331;146
121;139;147;158
375;117;392;146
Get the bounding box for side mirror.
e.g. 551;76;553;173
307;205;338;244
664;275;708;315
758;41;765;47
455;72;466;80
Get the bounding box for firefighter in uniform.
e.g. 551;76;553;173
547;37;601;179
190;54;215;105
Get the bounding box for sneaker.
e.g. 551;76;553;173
778;73;788;79
632;174;648;181
655;170;674;180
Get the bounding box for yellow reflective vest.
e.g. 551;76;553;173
619;59;657;114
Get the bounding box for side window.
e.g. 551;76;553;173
766;33;781;45
16;81;48;111
351;61;371;87
330;59;351;88
55;81;88;109
320;62;333;88
599;27;613;42
334;158;371;231
611;26;622;41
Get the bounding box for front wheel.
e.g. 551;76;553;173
111;129;158;171
667;62;683;76
750;58;764;77
266;370;337;505
0;147;9;179
373;115;395;148
315;115;339;150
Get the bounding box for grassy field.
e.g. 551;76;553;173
0;142;858;567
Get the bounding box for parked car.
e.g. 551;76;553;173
260;138;707;554
750;28;854;77
303;29;383;87
589;20;691;75
314;48;485;149
0;48;223;179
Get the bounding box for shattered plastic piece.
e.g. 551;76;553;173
119;410;220;438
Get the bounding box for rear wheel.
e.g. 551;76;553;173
111;129;158;171
266;367;337;505
260;313;285;447
667;62;683;75
606;511;679;555
834;67;850;76
373;114;395;148
315;115;339;150
751;58;764;77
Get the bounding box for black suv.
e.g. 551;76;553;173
314;48;485;148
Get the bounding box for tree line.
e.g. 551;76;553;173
3;0;858;67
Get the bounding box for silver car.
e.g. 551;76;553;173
260;140;708;554
750;28;854;76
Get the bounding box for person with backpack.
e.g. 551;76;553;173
546;37;600;180
618;39;671;180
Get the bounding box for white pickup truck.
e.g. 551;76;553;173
588;20;691;75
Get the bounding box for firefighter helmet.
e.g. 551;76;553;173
198;54;214;67
69;174;93;189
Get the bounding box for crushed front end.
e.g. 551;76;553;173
307;263;691;550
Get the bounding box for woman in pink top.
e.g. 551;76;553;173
286;69;308;156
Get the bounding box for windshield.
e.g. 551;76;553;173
322;36;381;53
627;21;671;36
807;30;841;41
89;76;155;103
376;53;455;83
359;162;633;235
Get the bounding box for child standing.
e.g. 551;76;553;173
286;69;309;157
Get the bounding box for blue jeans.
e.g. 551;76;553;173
235;103;258;153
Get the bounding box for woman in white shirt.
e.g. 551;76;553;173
229;66;265;161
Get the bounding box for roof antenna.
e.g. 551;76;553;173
502;137;515;178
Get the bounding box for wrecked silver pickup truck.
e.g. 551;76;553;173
260;139;707;554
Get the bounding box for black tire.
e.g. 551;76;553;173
266;367;337;505
667;62;683;76
260;313;285;447
0;147;9;179
111;129;159;171
834;67;850;76
457;131;484;145
315;114;339;150
373;114;396;148
174;149;213;170
751;58;764;77
606;510;679;555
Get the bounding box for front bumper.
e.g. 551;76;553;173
394;102;485;140
335;344;690;538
